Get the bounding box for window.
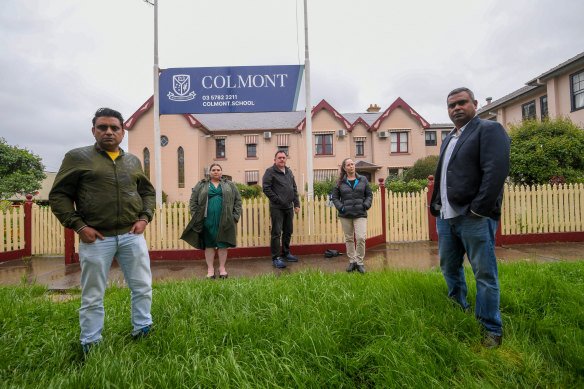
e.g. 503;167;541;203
160;135;169;147
314;169;337;181
216;138;225;158
355;140;364;156
247;144;257;158
390;132;408;153
315;134;333;155
540;95;548;120
143;148;150;180
425;131;437;146
571;70;584;111
277;146;289;156
245;171;259;186
521;100;536;121
177;147;185;188
441;131;450;141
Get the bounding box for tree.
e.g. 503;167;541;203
404;155;440;181
508;118;584;186
0;138;46;200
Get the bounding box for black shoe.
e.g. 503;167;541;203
206;274;216;280
346;262;356;272
219;274;228;279
482;333;502;349
356;265;366;274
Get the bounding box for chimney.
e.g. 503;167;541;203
367;104;381;113
486;97;492;105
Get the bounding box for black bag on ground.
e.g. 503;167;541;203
324;249;342;258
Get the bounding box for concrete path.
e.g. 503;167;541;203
0;242;582;290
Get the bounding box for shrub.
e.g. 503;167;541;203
312;177;336;198
404;155;440;181
235;183;262;199
385;178;429;194
384;173;405;186
509;117;584;185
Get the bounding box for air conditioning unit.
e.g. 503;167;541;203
204;167;210;175
378;131;389;138
263;131;272;139
337;129;346;137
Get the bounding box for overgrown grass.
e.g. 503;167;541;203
1;261;583;388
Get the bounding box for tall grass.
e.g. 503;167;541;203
1;261;582;388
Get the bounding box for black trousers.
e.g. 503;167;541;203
270;207;294;259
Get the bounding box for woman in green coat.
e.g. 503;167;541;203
180;163;242;279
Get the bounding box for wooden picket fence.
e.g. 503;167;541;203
138;190;384;251
31;205;65;255
4;183;584;257
501;183;584;234
0;206;25;252
386;189;429;242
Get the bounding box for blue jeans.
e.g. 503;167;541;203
436;215;502;336
78;233;152;345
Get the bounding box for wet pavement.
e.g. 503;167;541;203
0;241;582;290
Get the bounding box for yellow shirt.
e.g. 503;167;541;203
106;151;120;161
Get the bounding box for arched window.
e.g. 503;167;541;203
178;146;185;188
143;148;150;180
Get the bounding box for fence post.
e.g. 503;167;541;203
23;194;33;257
64;228;76;264
378;178;387;242
495;220;503;246
427;175;438;241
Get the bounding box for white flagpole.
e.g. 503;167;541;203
304;0;313;201
303;0;313;234
153;0;163;207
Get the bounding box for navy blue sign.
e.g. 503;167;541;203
159;65;304;114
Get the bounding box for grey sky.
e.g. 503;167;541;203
0;0;581;172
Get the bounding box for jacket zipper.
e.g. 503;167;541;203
113;158;120;236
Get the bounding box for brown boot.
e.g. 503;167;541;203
482;333;502;349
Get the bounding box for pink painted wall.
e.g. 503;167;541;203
128;102;439;202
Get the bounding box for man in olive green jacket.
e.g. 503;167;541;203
50;108;155;354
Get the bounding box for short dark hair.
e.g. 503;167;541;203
274;150;287;158
92;107;124;127
447;87;475;102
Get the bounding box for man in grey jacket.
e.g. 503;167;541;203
262;151;300;268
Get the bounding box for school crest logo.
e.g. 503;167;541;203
168;74;196;101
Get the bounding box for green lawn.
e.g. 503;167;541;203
1;261;583;388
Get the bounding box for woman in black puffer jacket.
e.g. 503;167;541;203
332;158;373;273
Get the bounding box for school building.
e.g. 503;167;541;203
477;51;584;128
125;96;451;203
